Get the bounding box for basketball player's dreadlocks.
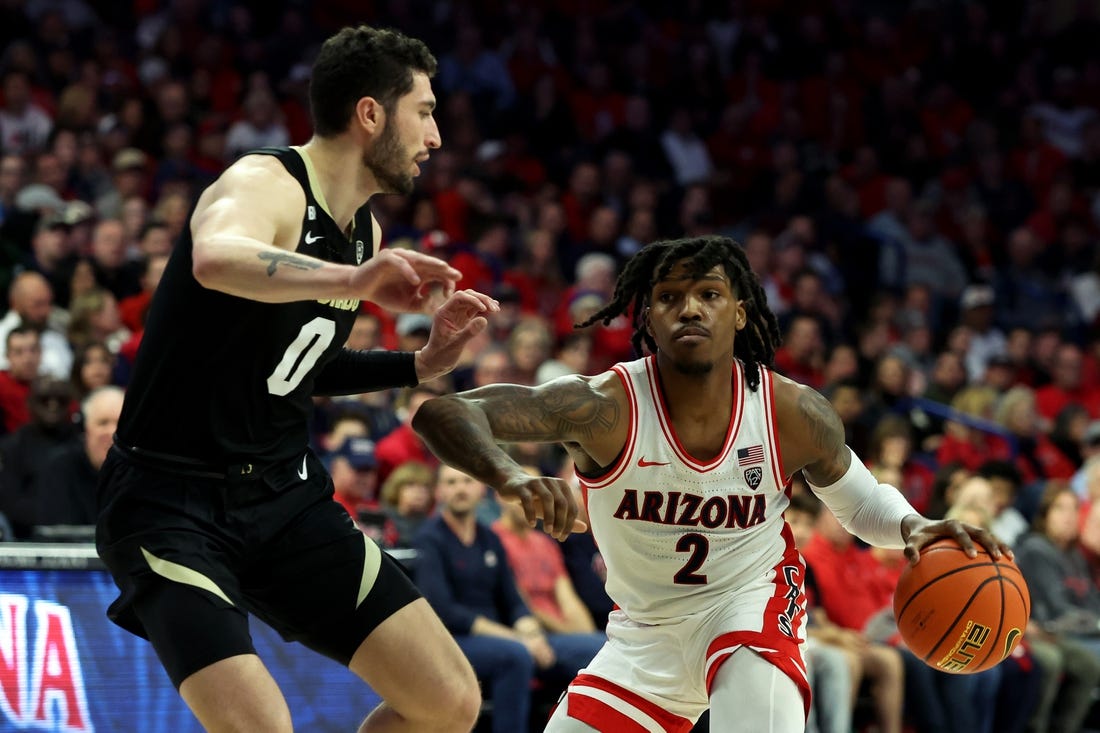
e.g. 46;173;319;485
576;235;781;391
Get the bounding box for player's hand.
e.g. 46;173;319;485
900;515;1013;565
497;473;587;541
414;290;499;382
353;248;460;313
521;635;557;669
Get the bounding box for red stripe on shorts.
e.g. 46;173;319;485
704;630;811;719
567;673;695;733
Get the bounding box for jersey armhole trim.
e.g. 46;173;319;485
576;365;638;490
291;146;334;222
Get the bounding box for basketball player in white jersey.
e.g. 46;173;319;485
413;235;1011;732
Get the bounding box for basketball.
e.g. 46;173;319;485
893;538;1030;674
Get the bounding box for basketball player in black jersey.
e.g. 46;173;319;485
96;26;578;733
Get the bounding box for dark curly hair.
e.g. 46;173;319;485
576;235;781;390
309;25;437;138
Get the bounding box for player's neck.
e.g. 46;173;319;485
654;355;733;419
301;136;378;230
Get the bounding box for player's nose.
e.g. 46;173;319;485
426;118;441;149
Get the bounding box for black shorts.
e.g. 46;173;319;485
95;446;420;687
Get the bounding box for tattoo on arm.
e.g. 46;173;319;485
485;383;620;442
257;251;322;276
797;388;850;485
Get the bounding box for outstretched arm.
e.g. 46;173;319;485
775;375;1010;562
413;375;620;539
191;155;460;310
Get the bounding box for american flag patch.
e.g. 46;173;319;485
737;445;765;466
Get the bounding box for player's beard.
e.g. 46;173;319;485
363;121;414;195
671;357;713;376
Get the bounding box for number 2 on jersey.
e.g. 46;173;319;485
674;533;709;585
267;317;335;396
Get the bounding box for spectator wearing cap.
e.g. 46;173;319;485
24;211;78;308
394;312;433;353
0;70;52;155
0;271;72;379
980;354;1019;394
959;284;1007;383
95;148;148;220
485;283;523;343
326;435;382;519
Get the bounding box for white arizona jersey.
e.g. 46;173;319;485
578;356;797;624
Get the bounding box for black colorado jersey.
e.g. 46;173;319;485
116;147;372;468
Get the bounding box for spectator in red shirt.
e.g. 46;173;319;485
0;325;40;433
492;468;604;638
773;314;826;390
869;416;937;515
995;386;1078;484
802;496;995;733
937;386;1014;472
326;436;381;516
374;382;448;484
1036;343;1100;423
118;253;168;332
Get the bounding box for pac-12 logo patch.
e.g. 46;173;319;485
355;240;365;264
744;466;763;489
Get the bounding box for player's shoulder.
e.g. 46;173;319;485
769;370;822;413
209;153;301;201
552;369;628;403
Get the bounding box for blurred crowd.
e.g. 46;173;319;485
2;0;1100;730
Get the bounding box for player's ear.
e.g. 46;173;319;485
734;300;747;331
355;97;384;134
643;306;653;337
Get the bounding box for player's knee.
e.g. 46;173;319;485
433;665;481;730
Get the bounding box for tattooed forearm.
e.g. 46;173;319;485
257;251;322;276
412;380;619;485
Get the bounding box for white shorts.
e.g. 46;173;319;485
561;561;810;732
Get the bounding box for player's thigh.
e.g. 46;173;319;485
710;647;805;733
179;654;292;733
241;489;420;665
348;597;479;718
134;579;292;731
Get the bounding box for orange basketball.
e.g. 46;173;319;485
893;538;1030;674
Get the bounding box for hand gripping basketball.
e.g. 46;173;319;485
894;538;1030;674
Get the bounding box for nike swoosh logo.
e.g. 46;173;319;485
297;455;308;480
637;458;670;468
304;231;323;244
